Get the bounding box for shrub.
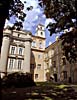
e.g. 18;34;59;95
2;72;36;88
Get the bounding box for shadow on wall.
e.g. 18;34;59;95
30;51;36;80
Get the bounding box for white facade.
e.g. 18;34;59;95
0;29;32;78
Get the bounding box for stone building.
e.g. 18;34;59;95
31;24;46;82
44;39;77;83
0;29;32;78
0;24;77;83
0;24;46;82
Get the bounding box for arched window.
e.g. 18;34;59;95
40;32;43;35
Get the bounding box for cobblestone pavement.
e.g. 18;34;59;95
1;85;77;100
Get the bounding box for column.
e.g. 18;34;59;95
0;36;10;77
23;40;31;73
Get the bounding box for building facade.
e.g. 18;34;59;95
0;24;77;83
0;29;32;78
44;39;77;83
31;24;46;82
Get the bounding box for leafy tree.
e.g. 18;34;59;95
60;28;77;63
0;0;32;53
39;0;77;63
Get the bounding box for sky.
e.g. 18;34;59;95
5;0;61;47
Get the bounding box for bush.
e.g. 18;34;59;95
2;72;36;88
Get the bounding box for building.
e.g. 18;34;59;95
0;24;46;82
31;24;46;82
0;29;32;78
44;39;77;83
0;24;77;83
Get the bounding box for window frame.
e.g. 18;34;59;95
35;74;39;79
39;42;42;49
9;58;14;69
37;64;41;70
19;47;23;55
18;59;22;69
32;41;36;47
11;46;16;55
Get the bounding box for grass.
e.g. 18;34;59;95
55;84;67;89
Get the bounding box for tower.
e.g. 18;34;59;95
31;24;46;81
35;24;45;38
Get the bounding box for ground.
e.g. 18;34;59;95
1;82;77;100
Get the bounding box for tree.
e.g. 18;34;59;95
61;28;77;63
0;0;32;53
39;0;77;63
0;0;11;52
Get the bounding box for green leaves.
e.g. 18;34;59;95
60;28;77;63
39;0;77;63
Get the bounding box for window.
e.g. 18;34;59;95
62;58;66;65
51;49;54;56
32;41;36;47
63;71;67;79
53;61;56;67
19;47;23;55
35;74;38;79
37;64;41;70
45;53;48;58
18;60;22;69
39;42;42;48
47;63;49;67
11;46;15;54
40;32;43;35
40;26;42;30
18;33;20;37
9;58;14;69
38;54;42;59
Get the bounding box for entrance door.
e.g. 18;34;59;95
54;74;57;82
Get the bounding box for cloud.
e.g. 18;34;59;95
4;0;59;46
22;0;45;33
45;18;56;27
4;15;16;28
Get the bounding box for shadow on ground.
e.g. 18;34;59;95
1;84;77;100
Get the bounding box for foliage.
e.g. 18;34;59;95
60;28;77;63
5;0;26;30
0;0;32;52
39;0;77;63
39;0;76;33
2;72;36;88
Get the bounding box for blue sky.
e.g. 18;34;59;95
5;0;61;47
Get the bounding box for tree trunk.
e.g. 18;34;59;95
0;3;9;53
0;17;6;53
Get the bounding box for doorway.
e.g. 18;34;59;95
54;74;57;82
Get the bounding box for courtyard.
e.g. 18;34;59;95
1;82;77;100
